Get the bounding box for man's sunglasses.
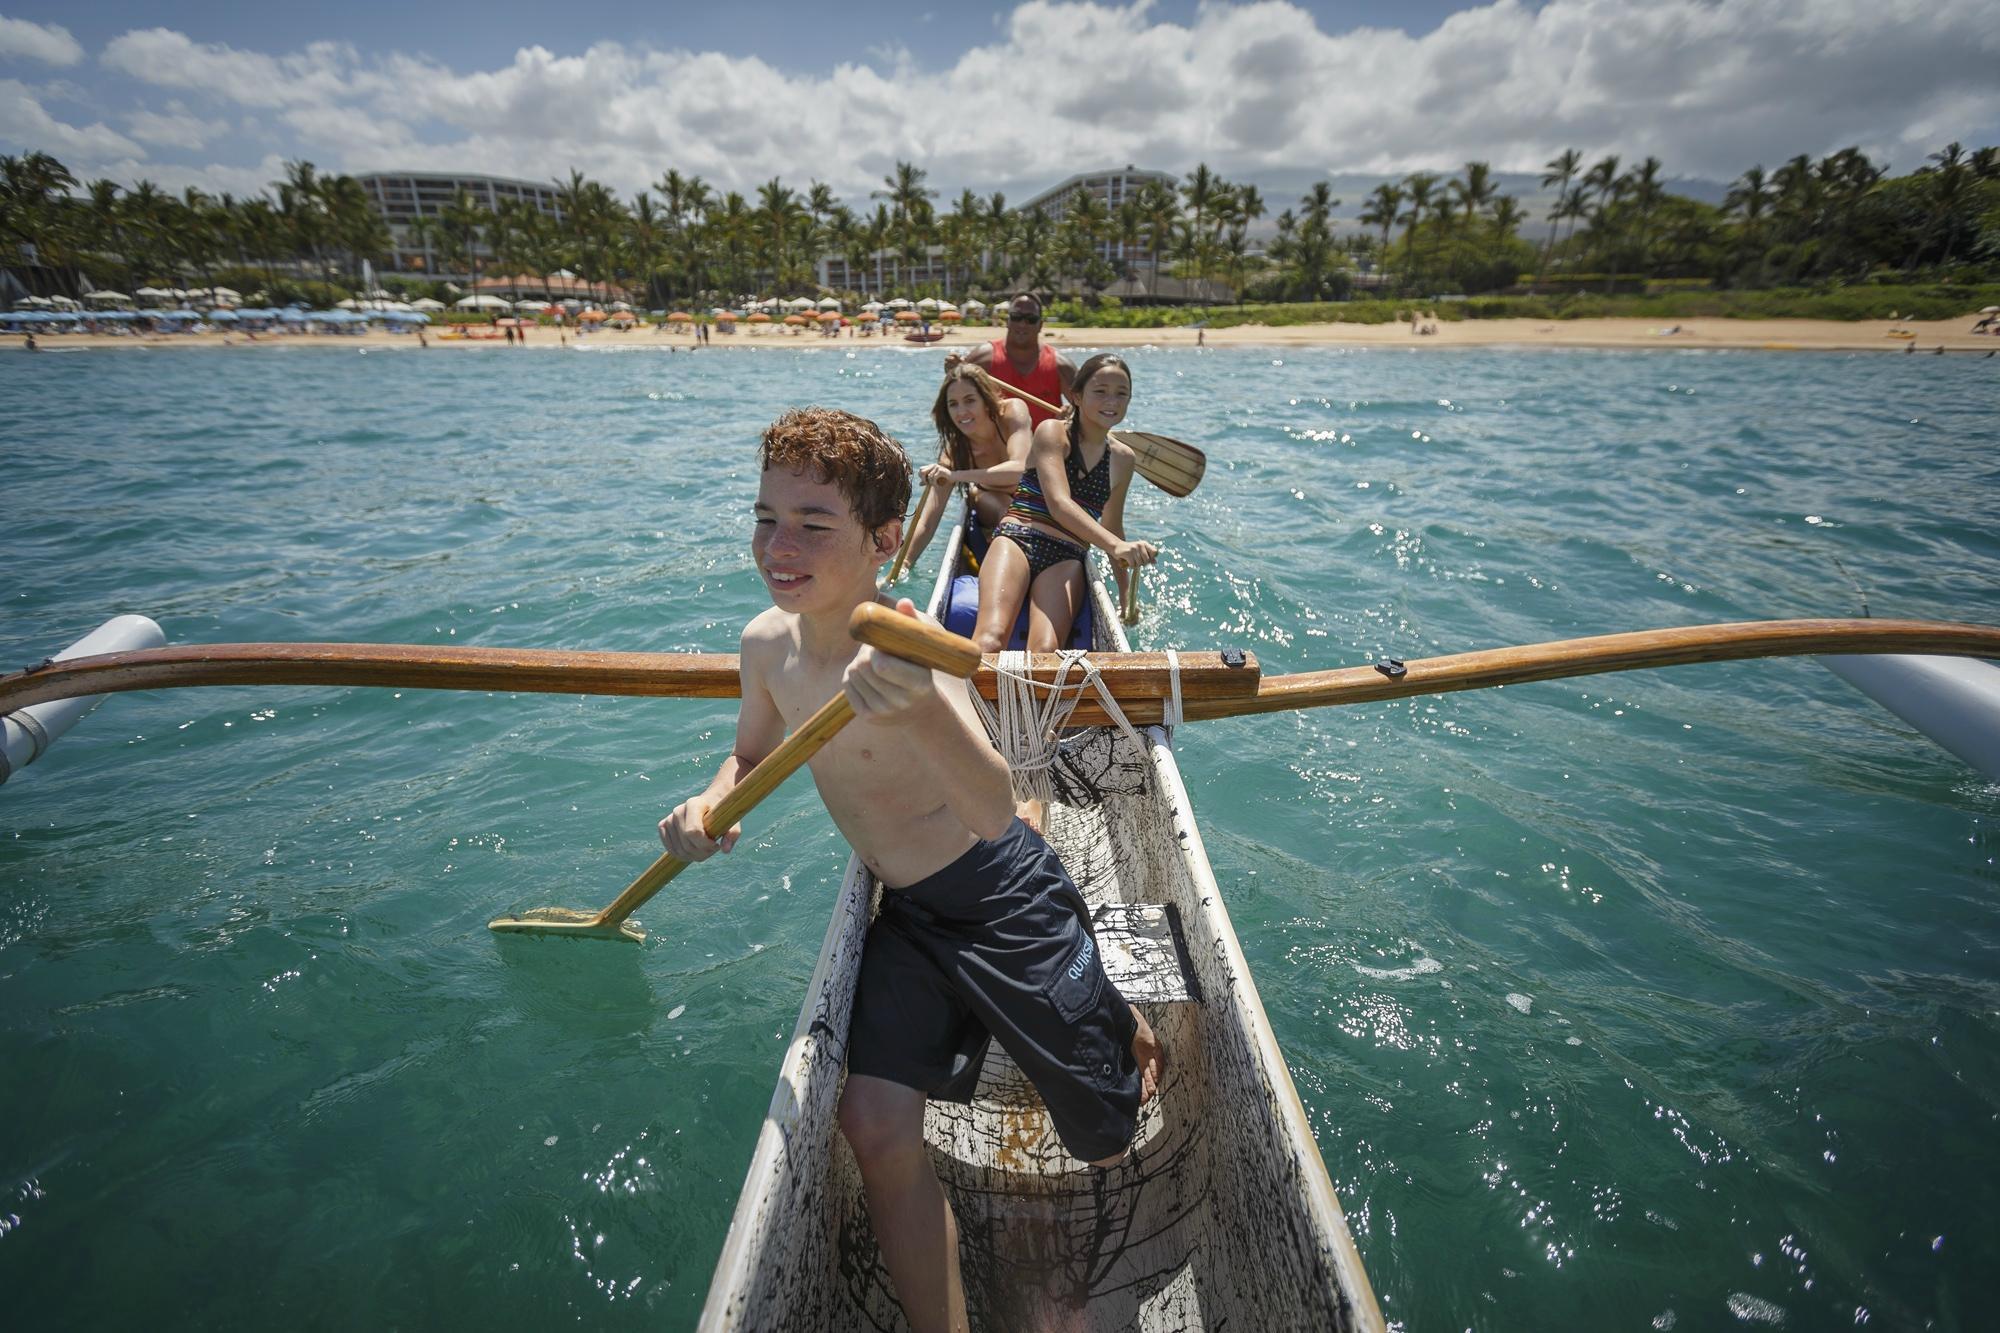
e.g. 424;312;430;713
1007;311;1042;324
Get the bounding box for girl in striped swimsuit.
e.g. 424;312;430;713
972;353;1158;654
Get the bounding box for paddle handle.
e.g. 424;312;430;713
887;478;944;585
590;606;981;928
971;364;1065;420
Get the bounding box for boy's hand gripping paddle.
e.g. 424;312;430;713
487;604;982;942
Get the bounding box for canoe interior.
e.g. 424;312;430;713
700;505;1382;1331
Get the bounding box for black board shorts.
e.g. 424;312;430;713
846;817;1143;1163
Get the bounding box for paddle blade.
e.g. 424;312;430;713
1118;431;1206;497
489;908;647;943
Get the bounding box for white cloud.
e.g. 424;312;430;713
0;78;142;160
126;101;228;150
41;1;2000;202
0;15;82;67
101;28;374;108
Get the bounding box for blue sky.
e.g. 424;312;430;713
3;1;1995;212
2;2;1483;74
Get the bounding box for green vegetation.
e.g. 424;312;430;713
1045;284;2000;328
3;142;1996;315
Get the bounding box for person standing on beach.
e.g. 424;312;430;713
944;294;1074;429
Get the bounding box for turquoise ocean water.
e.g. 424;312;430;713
2;342;1996;1330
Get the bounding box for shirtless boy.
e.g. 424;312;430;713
658;407;1164;1333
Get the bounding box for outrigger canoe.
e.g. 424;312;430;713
697;505;1386;1330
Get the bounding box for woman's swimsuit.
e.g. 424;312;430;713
995;434;1113;579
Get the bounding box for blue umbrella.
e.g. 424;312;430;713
207;308;239;321
276;308;308;322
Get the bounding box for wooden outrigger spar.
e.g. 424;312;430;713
7;620;1996;723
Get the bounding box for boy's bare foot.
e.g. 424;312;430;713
1130;1003;1166;1104
1016;797;1046;834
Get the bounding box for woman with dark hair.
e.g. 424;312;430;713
901;362;1034;574
972;352;1157;654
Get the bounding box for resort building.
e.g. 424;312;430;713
814;248;954;298
1012;165;1177;270
353;171;564;279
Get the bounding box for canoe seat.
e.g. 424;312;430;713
940;573;1095;651
1092;902;1201;1005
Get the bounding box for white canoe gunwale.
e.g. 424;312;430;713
699;505;1383;1330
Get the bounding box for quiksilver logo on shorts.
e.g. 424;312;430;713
1066;934;1095;981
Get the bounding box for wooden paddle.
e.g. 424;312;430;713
886;473;946;586
487;603;981;942
969;366;1206;497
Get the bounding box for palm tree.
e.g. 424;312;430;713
1622;155;1665;277
1534;149;1583;288
864;204;892;294
1923;141;1974;266
756;177;803;291
1358;182;1403;282
1136;178;1179;296
874;161;936;294
439;188;491;297
1453;161;1498;218
1179;163;1220;296
1724;164;1771;281
1398;172;1438;293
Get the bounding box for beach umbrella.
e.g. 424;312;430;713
667;311;693;323
410;298;446;312
336;298;362;310
609;301;633;312
861;300;884;312
917;298;939;310
454;294;511;310
962;298;988;311
817;297;841;310
207;309;239;321
785;297;816;311
783;313;807;325
83;290;131;305
886;297;912;308
747;312;772;323
14;295;53;308
818;311;841;323
578;309;607;322
940;310;963;322
1983;306;1999;314
49;295;81;310
606;311;637;323
895;310;921;322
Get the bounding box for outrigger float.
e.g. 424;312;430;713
4;566;1999;1327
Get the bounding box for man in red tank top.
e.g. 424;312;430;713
944;293;1075;427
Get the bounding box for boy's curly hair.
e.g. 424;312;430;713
760;407;911;533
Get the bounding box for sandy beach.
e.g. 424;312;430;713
11;316;1998;355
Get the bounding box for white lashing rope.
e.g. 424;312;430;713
969;649;1145;805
